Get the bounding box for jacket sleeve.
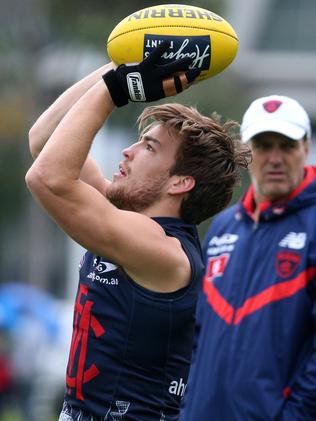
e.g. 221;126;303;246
280;272;316;420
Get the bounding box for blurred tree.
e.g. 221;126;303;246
50;0;223;44
0;0;55;286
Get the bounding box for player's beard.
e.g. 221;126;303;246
106;174;169;212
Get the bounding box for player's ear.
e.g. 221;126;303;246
168;175;195;195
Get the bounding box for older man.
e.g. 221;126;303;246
180;95;316;421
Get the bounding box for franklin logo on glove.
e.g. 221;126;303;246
126;72;146;101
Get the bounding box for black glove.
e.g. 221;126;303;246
103;40;200;107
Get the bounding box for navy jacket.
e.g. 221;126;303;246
180;167;316;421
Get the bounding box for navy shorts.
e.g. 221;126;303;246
58;401;102;421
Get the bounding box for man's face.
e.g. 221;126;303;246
106;123;182;212
249;132;309;203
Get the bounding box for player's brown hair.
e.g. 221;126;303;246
138;103;251;224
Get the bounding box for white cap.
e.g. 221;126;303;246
241;95;312;142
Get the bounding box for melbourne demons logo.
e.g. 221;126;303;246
66;284;105;400
263;100;282;113
276;251;301;278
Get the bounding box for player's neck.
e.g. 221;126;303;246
142;198;182;220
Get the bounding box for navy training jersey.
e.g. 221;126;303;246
63;217;203;420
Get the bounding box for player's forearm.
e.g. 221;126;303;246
26;80;114;195
28;62;113;159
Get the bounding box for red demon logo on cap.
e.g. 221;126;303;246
263;100;283;113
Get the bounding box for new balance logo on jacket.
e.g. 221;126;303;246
279;232;306;249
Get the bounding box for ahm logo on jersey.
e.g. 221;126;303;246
169;377;187;397
144;35;210;70
279;232;306;250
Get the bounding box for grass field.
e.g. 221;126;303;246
0;411;56;421
0;413;21;421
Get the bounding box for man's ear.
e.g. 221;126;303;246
168;175;196;195
303;138;310;155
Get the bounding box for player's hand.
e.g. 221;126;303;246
102;40;200;107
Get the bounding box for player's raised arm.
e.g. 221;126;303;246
28;63;115;195
25;43;202;291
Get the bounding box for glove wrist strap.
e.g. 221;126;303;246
102;70;129;107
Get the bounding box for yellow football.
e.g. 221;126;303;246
106;4;238;82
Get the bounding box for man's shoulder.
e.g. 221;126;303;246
202;203;240;246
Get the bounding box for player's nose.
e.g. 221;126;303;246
122;144;135;160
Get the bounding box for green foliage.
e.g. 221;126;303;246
50;0;224;43
0;139;25;223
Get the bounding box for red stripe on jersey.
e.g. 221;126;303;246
234;267;316;324
203;276;234;324
204;268;316;325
